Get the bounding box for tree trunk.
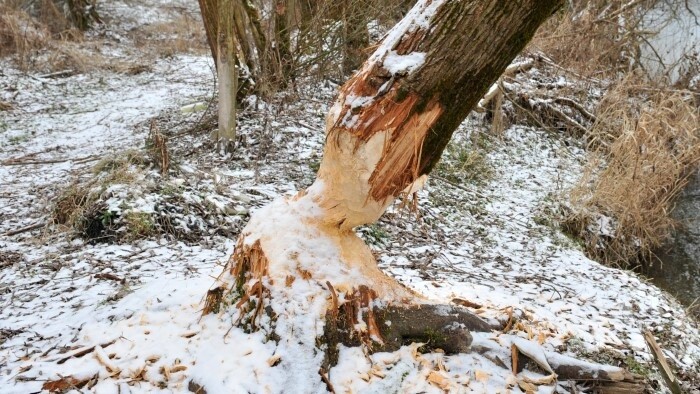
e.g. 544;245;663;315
204;0;563;385
197;0;237;152
273;0;293;86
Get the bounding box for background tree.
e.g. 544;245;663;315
198;0;237;152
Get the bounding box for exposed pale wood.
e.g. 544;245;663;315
217;0;236;151
477;58;535;111
197;0;237;151
320;0;564;219
645;330;682;394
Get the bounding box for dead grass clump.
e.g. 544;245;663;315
54;150;148;239
0;5;51;69
529;1;683;80
0;0;102;71
130;14;208;58
564;80;700;268
530;10;628;78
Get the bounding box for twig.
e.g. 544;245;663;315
477;58;535;111
0;155;99;166
552;97;597;123
2;222;45;237
53;340;117;364
431;175;488;199
37;69;75;79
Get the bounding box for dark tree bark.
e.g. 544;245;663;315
273;0;293;85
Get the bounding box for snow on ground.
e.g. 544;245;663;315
1;1;699;393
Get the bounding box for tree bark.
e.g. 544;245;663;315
203;0;563;384
273;0;293;86
340;2;370;75
197;0;237;152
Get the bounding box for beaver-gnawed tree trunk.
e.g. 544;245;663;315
200;0;619;388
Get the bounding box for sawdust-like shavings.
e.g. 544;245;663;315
229;238;270;330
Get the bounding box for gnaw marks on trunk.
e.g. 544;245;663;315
196;0;648;389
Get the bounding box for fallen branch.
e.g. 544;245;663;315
547;352;645;392
505;89;589;136
0;155;100;166
645;330;682;394
54;340;117;364
477;58;535;111
37;70;75;79
2;222;46;237
552;97;597;123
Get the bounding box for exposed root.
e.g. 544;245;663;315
323;285;496;369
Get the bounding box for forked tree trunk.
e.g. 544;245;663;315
204;0;564;384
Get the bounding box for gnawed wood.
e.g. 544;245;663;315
323;299;495;368
545;352;645;392
645;330;682;394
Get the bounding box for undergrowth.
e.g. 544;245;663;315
435;131;493;186
562;77;699;268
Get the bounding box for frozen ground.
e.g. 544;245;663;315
1;1;699;393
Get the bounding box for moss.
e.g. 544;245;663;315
624;355;652;377
421;327;448;350
123;211;155;240
308;160;320;173
360;223;389;246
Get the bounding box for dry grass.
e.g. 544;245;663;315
530;10;629;78
53;150;146;235
528;0;693;81
130;14;209;58
0;5;51;69
564;78;700;268
1;2;206;73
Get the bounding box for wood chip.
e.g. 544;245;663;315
146;354;161;363
94;345;121;375
517;380;537;394
267;354;281;367
42;376;90;392
369;365;386;378
161;364;171;381
452;297;483;309
475;370;490;382
644;330;682;394
428;371;450;390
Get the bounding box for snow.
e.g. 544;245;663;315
367;0;446;71
383;51;426;75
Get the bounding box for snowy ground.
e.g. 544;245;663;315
1;1;699;393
